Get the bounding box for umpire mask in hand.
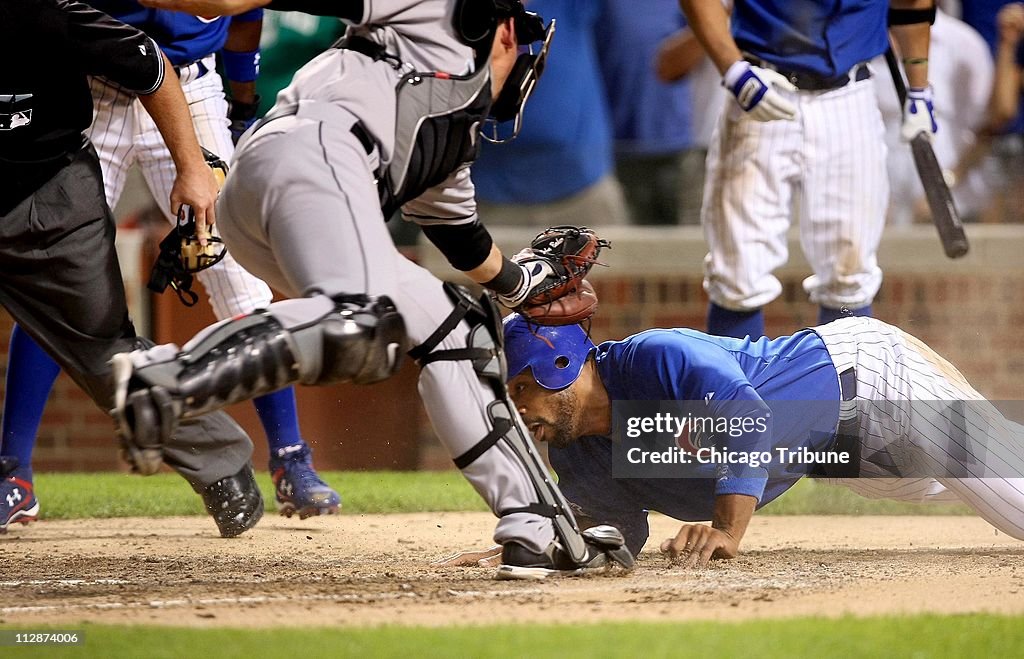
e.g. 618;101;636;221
482;15;555;144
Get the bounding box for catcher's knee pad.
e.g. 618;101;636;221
115;312;301;423
303;295;408;386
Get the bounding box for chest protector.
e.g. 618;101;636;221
380;65;493;218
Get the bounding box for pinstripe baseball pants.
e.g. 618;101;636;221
88;57;273;319
815;317;1024;539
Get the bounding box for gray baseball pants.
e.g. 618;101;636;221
219;100;556;553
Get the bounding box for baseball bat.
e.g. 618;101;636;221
883;47;969;259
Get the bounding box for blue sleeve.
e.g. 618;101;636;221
611;331;771;502
550;439;650;556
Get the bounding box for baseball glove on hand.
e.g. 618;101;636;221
499;225;610;325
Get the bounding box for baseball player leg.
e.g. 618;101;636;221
1;325;61;464
0;146;261;537
894;330;1024;539
85;77;139;209
799;81;887;320
0;324;61;529
702;104;801;338
111;109;632;573
134;72;338;517
826;477;960;504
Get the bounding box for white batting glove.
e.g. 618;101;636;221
722;60;798;122
901;86;938;142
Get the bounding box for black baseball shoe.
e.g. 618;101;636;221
201;464;264;538
496;525;636;580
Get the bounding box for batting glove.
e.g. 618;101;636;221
901;86;937;142
228;96;261;145
722;60;798;122
495;249;556;309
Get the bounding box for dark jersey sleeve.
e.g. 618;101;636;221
56;0;165;94
550;437;651;557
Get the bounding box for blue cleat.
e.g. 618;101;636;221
269;444;341;519
0;457;39;532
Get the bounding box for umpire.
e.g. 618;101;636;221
0;0;263;537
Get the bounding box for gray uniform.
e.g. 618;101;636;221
215;0;554;551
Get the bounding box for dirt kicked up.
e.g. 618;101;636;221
1;513;1022;628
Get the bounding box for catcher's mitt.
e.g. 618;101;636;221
507;225;610;325
147;148;229;306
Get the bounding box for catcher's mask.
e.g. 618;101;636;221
147;147;229;306
482;15;555;144
503;314;596;390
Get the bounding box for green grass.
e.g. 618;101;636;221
6;615;1022;658
32;470;489;520
30;471;971;520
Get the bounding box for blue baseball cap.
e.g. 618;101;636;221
502;314;596;390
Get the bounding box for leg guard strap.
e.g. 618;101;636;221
452;417;510;469
413;283;590;563
500;503;559;518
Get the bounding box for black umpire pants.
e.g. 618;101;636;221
0;143;252;489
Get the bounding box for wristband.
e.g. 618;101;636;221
888;6;936;26
222;48;261;83
483;257;524;296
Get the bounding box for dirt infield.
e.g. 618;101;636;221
1;513;1022;628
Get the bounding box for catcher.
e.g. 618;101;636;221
108;0;631;580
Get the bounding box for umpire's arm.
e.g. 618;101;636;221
59;0;219;237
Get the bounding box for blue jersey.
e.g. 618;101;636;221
549;328;841;554
88;0;241;65
732;0;889;78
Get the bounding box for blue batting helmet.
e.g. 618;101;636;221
502;314;596;390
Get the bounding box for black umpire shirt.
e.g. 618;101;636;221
0;0;164;213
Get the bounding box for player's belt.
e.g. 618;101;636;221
744;56;871;92
172;57;212;84
249;102;376;157
808;366;861;479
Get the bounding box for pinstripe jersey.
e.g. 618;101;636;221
551;318;1024;554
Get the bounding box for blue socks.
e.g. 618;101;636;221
707;303;873;339
253;387;304;454
707;303;765;339
1;325;61;466
818;304;872;325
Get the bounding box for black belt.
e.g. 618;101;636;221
172;59;210;79
808;367;861;478
249;104;376;156
745;57;871;92
333;34;403;69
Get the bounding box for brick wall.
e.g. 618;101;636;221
8;225;1024;472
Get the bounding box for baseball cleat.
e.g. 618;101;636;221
202;464;264;537
0;457;39;532
495;525;636;581
269;443;341;519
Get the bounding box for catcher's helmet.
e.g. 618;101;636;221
503;314;596;390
